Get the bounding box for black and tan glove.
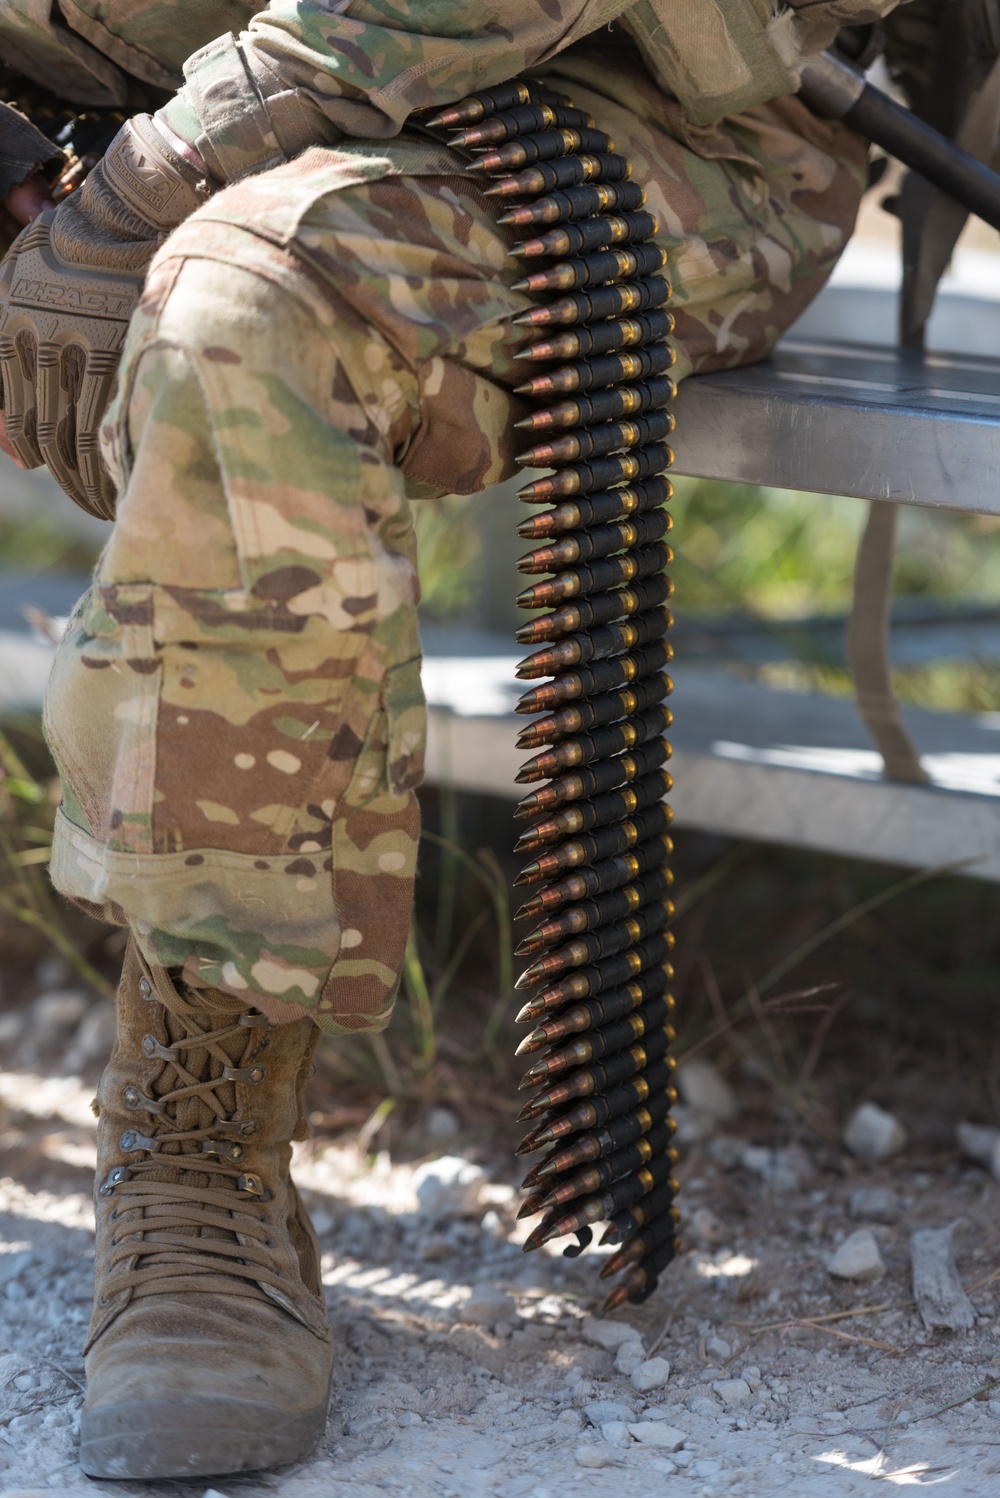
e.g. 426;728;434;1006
0;114;211;518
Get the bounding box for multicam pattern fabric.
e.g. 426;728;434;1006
0;2;908;151
42;51;868;1032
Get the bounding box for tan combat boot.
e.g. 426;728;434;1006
79;940;333;1480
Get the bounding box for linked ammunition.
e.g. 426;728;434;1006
514;900;674;993
425;81;569;129
460;80;678;1297
599;1203;681;1277
515;408;675;469
600;1234;679;1309
514;929;675;1024
517;308;674;362
516;343;675;399
602;1173;681;1243
522;1089;676;1182
515;802;671;887
514;574;674;646
515;541;672;609
516;966;672;1046
517;992;673;1083
512;275;670;329
449;104;594;148
515;376;675;436
517;441;673;502
514;735;669;817
482;152;631;198
516;1064;678;1154
515;701;672;782
514;836;673;921
515;672;671;752
516;604;672;680
515;641;672;714
517;510;672;574
515;867;673;955
521;1153;676;1251
512;209;658;259
516;478;672;539
511;243;666;295
498;179;647;227
514;1024;670;1120
470;127;614;173
534;1118;676;1212
514;767;672;853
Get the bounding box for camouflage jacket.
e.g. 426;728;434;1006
0;0;906;176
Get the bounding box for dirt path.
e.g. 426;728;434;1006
2;991;1000;1498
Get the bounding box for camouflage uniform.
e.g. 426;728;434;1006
0;0;899;1034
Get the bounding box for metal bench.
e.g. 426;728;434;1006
422;290;1000;881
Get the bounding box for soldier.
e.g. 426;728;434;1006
0;0;907;1482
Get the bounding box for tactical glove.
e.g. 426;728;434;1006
0;114;211;518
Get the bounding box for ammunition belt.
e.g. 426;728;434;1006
428;80;679;1310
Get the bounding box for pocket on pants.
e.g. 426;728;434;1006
318;653;425;1034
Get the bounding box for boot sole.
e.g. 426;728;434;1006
79;1395;327;1479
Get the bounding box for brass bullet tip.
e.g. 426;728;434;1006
516;1192;545;1221
514;1030;543;1057
601;1286;630;1313
514;999;543;1024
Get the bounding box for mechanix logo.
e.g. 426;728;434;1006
12;277;134;319
109;133;176;214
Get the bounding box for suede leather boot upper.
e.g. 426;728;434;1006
80;940;333;1481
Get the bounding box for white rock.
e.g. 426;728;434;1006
694;1458;724;1479
712;1378;752;1407
627;1422;687;1449
676;1058;738;1122
850;1185;902;1223
741;1365;763;1390
705;1335;731;1361
686;1394;721;1417
584;1399;636;1426
672;1448;694;1468
582;1316;645;1352
459;1283;515;1324
202;1490;234;1498
575;1443;617;1469
615;1339;645;1374
413;1156;485;1218
639;1407;672;1420
843;1101;907;1161
630;1357;671;1393
601;1420;632;1447
957;1122;1000;1181
397;1411;423;1427
827;1228;885;1282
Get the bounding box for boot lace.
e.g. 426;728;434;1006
98;975;290;1308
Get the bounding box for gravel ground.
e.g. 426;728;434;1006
2;982;1000;1498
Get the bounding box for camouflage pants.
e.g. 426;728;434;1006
43;54;867;1036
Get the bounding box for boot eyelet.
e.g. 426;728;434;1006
240;1120;259;1137
122;1086;141;1109
98;1294;108;1308
138;977;153;1000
